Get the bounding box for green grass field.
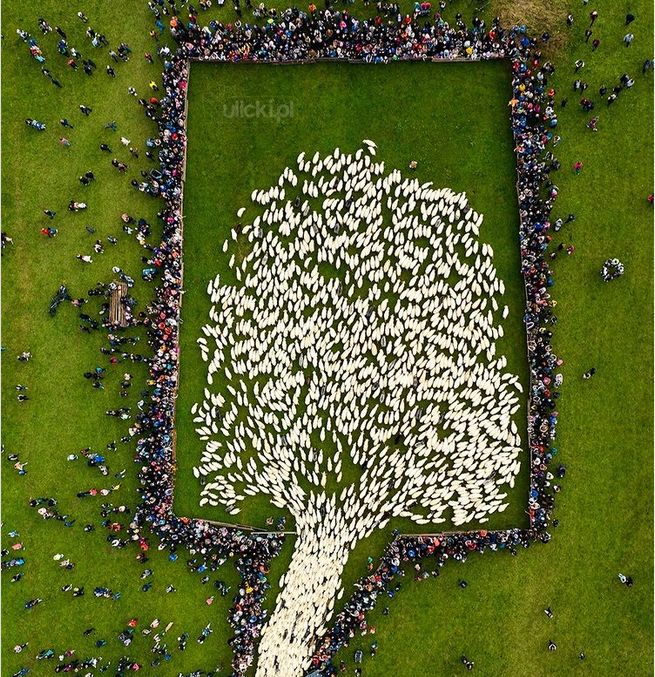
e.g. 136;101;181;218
174;59;530;535
2;0;653;676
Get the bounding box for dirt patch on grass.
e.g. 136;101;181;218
493;0;571;53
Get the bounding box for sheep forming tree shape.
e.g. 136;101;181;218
193;141;522;676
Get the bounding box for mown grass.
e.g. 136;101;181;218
2;0;652;675
174;59;531;536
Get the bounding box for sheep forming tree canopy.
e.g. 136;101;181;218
192;141;523;675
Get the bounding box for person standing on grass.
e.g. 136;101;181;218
623;33;634;47
589;10;598;25
618;573;634;587
461;655;474;670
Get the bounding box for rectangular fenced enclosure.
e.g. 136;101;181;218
173;60;531;535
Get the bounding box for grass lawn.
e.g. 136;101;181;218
2;0;652;676
174;58;531;536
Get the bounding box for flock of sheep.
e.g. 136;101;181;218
191;141;523;675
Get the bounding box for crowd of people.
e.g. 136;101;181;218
169;4;529;62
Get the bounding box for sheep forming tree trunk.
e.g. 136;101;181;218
256;513;352;676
